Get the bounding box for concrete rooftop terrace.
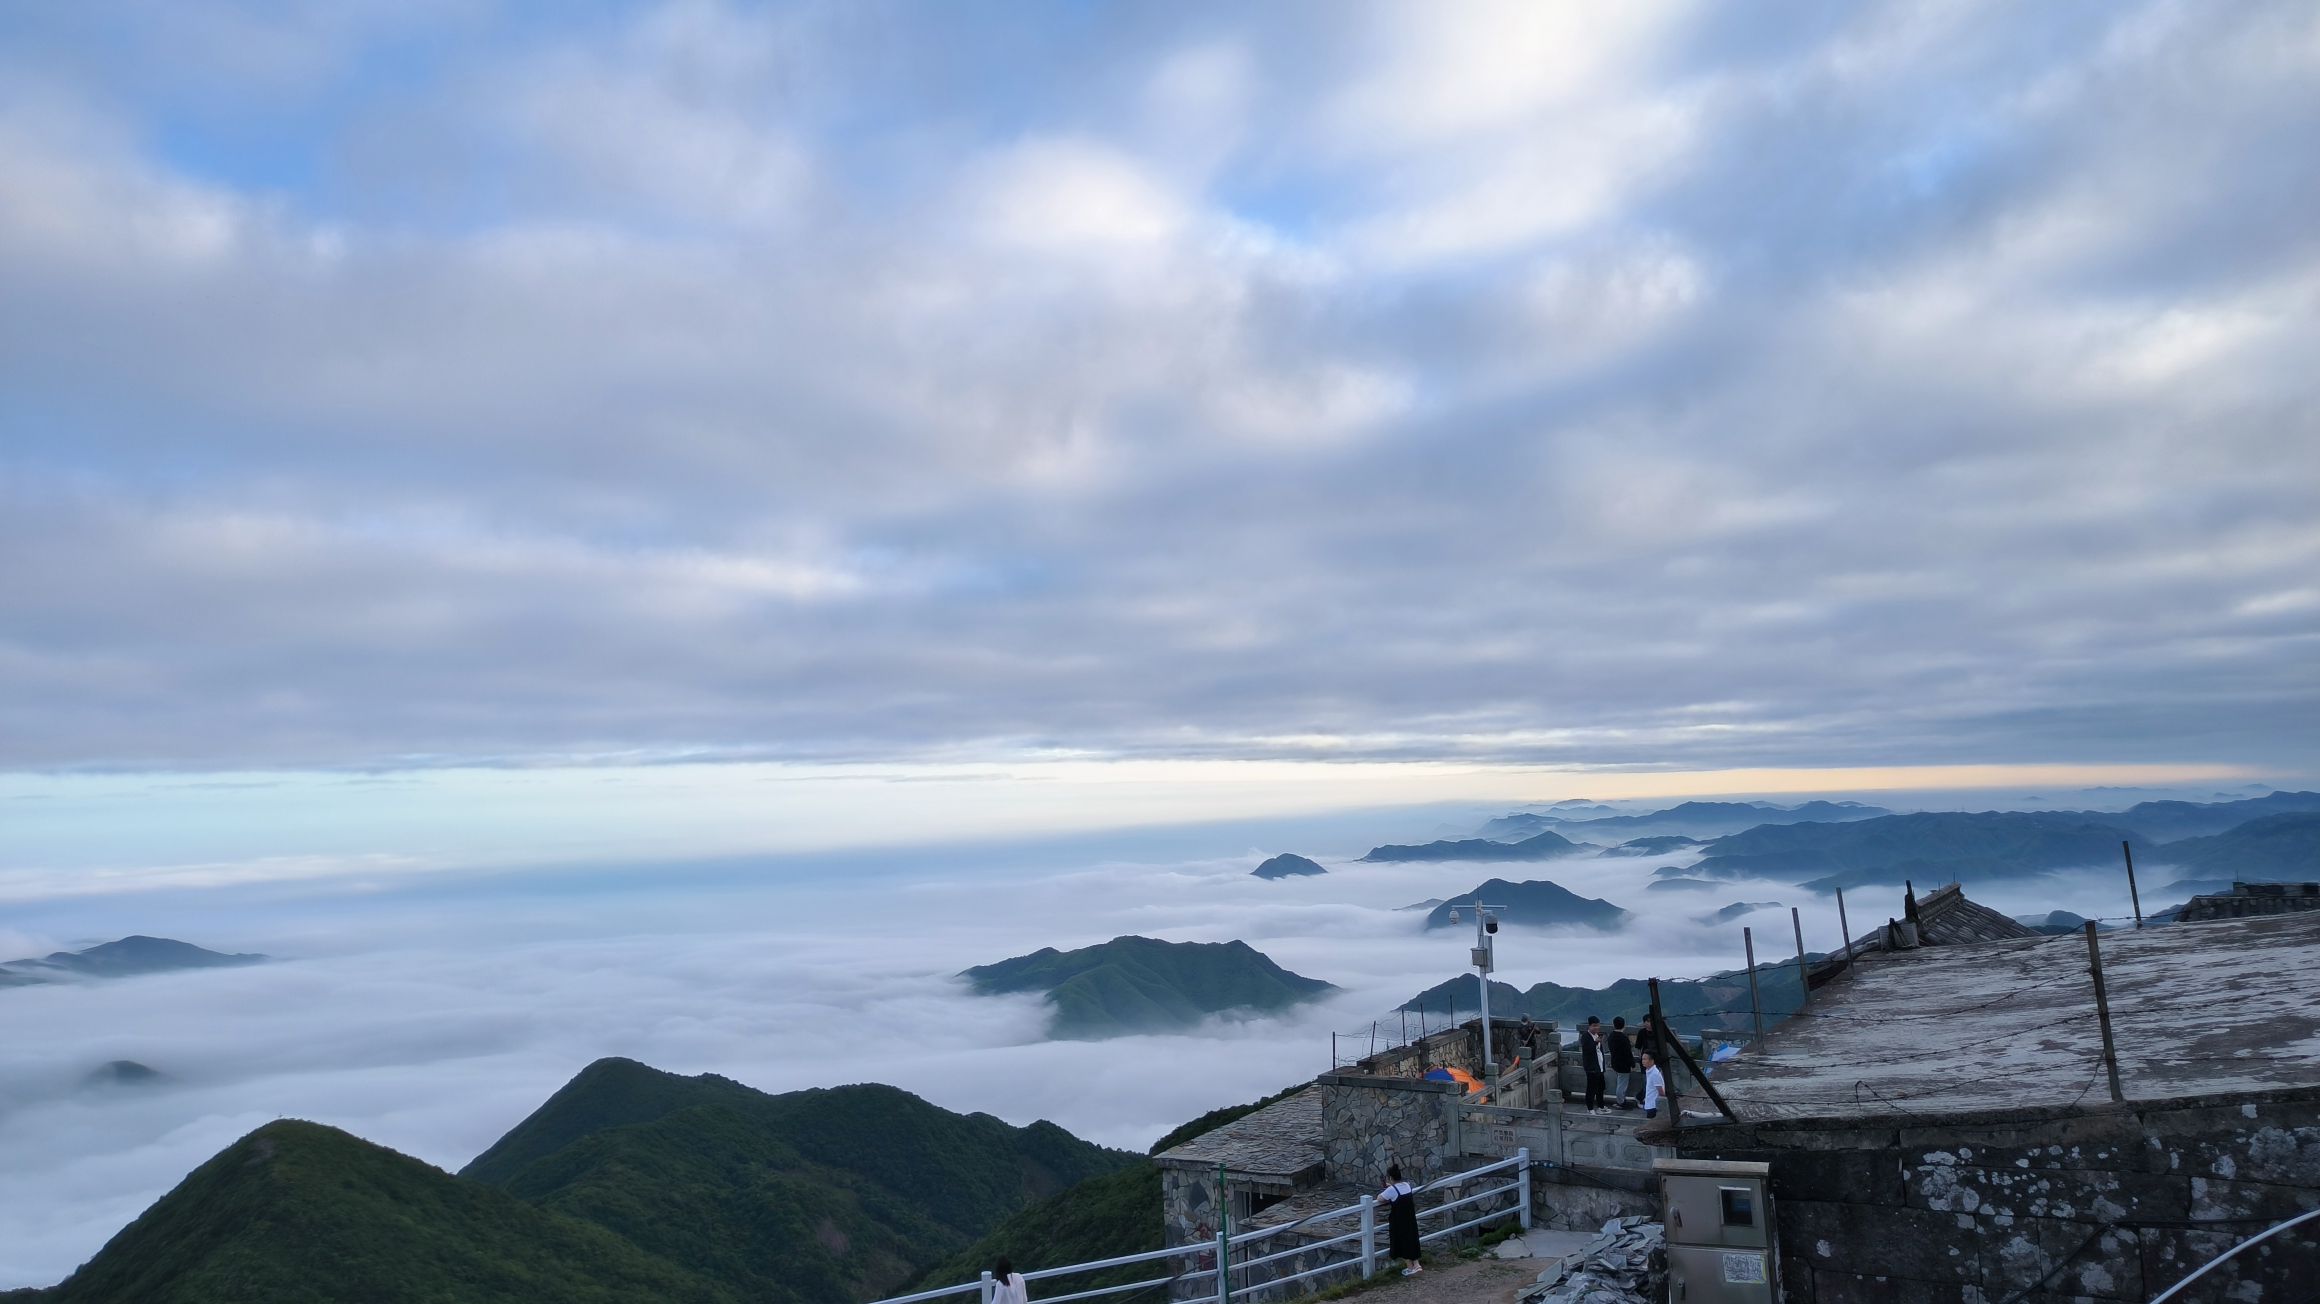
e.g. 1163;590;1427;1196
1698;911;2320;1125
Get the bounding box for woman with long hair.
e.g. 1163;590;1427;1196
1377;1163;1422;1277
990;1256;1029;1303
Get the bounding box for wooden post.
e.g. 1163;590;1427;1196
1790;906;1810;1011
2083;921;2126;1104
1651;977;1739;1124
1649;978;1679;1134
1743;927;1767;1045
1836;887;1853;964
2123;841;2144;929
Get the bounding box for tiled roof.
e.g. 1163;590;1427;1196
1913;882;2042;944
1153;1088;1324;1178
2178;882;2320;922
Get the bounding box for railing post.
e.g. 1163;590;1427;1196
1790;906;1809;1009
2084;921;2126;1103
1359;1194;1376;1278
1516;1147;1532;1230
1743;927;1766;1044
978;1270;993;1304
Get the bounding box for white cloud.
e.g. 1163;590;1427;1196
0;809;2176;1288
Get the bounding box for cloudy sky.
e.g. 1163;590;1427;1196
4;0;2315;796
7;6;2317;1284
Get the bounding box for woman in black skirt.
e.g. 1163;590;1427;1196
1378;1163;1422;1276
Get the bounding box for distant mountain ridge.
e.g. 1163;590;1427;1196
1400;965;1806;1039
2142;812;2320;883
0;936;265;988
2100;791;2320;842
961;936;1334;1039
1483;800;1889;842
1672;799;2320;890
1359;830;1589;863
1422;878;1629;932
1251;853;1327;879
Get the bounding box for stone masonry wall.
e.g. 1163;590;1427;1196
1671;1087;2320;1302
1159;1164;1214;1259
1318;1074;1461;1188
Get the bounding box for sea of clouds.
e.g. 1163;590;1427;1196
0;796;2164;1289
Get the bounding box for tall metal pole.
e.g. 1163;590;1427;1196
1471;903;1501;1079
1743;926;1767;1045
2123;841;2144;929
1790;906;1810;1009
2083;921;2126;1103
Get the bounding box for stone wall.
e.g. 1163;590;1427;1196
1318;1073;1462;1188
1669;1086;2320;1302
1531;1170;1660;1231
1159;1164;1216;1257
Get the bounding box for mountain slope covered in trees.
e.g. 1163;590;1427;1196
961;936;1334;1038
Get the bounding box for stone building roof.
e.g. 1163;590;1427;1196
1911;881;2043;945
1809;883;2036;989
2177;881;2320;922
1689;910;2320;1126
1153;1087;1324;1179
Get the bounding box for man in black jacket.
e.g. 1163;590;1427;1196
1632;1015;1662;1107
1607;1017;1637;1109
1579;1016;1608;1114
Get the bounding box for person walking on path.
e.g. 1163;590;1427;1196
990;1257;1030;1304
1607;1017;1636;1109
1578;1016;1608;1114
1379;1163;1423;1276
1639;1050;1667;1120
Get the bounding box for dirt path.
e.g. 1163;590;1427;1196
1340;1254;1560;1304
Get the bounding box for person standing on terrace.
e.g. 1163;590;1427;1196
1608;1017;1637;1109
1579;1015;1609;1114
1379;1163;1423;1277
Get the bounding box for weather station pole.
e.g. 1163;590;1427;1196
1448;900;1505;1079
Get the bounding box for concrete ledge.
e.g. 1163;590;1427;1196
1315;1072;1464;1093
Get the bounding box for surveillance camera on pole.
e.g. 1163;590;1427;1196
1455;900;1507;1079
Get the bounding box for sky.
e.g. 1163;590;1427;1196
2;0;2316;798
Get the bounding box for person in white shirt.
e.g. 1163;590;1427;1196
1640;1049;1667;1119
990;1256;1030;1304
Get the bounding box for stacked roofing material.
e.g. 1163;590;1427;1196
1517;1216;1665;1304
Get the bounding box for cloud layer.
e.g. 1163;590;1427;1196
0;811;2162;1289
1;0;2315;774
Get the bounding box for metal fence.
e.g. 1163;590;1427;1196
865;1149;1532;1304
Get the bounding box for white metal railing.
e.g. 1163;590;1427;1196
866;1150;1532;1304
